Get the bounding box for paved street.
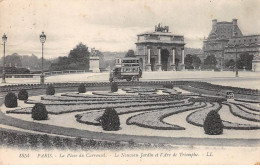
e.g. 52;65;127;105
1;71;260;89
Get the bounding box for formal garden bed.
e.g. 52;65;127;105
186;103;260;130
1;81;260;149
223;102;260;122
75;100;189;126
126;102;206;130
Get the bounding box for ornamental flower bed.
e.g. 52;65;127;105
75;100;190;126
234;98;260;104
186;102;219;127
75;110;104;126
42;95;145;102
26;98;154;105
61;93;141;99
224;102;260;122
7;99;189;115
126;102;206;130
187;103;260;130
162;88;181;95
232;102;260;112
122;87;157;93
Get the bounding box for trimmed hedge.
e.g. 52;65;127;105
46;85;55;95
99;107;120;131
111;82;118;92
203;110;224;135
31;103;48;120
4;92;18;108
78;83;86;93
18;89;29;100
189;96;226;103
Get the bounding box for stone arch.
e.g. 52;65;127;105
161;49;170;71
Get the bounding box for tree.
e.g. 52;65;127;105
184;54;193;69
5;53;22;67
225;59;235;69
68;43;90;62
192;55;201;69
49;43;91;71
204;55;217;69
184;54;201;69
237;53;253;70
125;50;135;57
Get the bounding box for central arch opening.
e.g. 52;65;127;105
161;49;169;71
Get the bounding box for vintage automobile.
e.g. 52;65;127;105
216;90;235;99
109;57;142;82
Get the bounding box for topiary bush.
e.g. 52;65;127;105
18;89;29;100
31;103;48;120
111;82;118;92
78;83;86;93
203;110;224;135
46;85;55;95
99;107;120;131
4;92;18;108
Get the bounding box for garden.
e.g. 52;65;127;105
0;81;260;149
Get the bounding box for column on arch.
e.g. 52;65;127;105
157;47;162;71
171;47;176;71
181;47;185;70
146;45;151;71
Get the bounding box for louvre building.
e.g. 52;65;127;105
203;19;260;71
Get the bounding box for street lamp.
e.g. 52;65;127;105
40;32;46;84
2;34;7;83
235;44;239;77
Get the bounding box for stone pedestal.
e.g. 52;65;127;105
157;64;162;71
171;64;176;71
89;56;100;73
146;64;152;71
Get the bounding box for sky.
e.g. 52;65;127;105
0;0;260;59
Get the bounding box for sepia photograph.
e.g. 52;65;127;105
0;0;259;165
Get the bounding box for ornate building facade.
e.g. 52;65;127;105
203;19;260;71
135;23;185;71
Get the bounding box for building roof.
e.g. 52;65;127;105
227;35;260;46
207;21;243;40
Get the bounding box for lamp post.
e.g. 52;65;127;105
2;34;7;83
235;45;239;77
40;32;46;84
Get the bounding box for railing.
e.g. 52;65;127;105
0;70;92;78
44;70;87;76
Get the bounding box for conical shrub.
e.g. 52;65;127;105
4;92;17;108
99;108;120;131
78;83;86;93
203;110;224;135
31;103;48;120
18;89;29;100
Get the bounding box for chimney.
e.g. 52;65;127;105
232;19;237;25
212;19;217;32
232;19;238;37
